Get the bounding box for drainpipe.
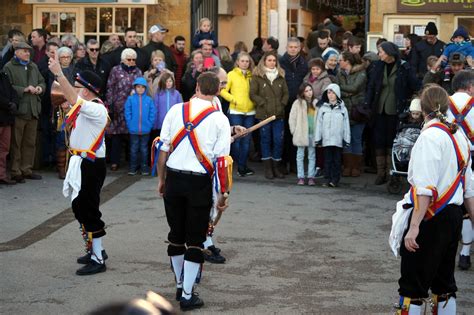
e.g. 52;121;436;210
258;0;262;38
365;0;370;52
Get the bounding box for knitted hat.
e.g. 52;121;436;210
451;26;470;41
409;98;421;112
322;47;339;62
380;41;400;59
425;22;438;36
75;70;102;96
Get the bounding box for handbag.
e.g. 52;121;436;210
389;200;412;257
350;102;372;123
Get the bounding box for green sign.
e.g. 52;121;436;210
398;0;474;13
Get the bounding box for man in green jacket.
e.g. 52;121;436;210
3;42;45;183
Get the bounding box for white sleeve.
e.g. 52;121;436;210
407;132;442;196
213;113;231;157
464;154;474;198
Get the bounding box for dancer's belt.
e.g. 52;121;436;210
167;167;207;177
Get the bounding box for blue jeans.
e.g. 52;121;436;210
345;123;365;155
259;119;284;161
296;146;316;179
228;114;255;169
130;134;150;172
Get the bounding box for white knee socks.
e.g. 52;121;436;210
407;304;421;315
460;219;472;256
203;236;213;249
182;260;200;300
437;297;456;315
91;237;104;263
170;255;184;288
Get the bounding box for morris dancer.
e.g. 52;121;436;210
395;85;474;315
446;70;474;270
49;55;109;276
156;72;232;311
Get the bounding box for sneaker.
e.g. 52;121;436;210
237;167;254;177
77;250;109;264
307;178;316;186
297;178;305;186
141;171;150;176
180;294;204;311
76;260;106;276
458;255;471;270
322;182;329;187
128;170;137;176
314;167;323;178
329;182;337;188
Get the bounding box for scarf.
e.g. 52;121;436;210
14;56;29;66
264;67;278;83
288;53;300;64
121;63;136;72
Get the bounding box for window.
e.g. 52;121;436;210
456;17;474;39
383;16;439;48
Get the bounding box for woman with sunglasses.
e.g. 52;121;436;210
106;48;142;171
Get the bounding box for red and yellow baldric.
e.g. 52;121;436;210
449;96;474;145
66;98;106;161
409;122;470;221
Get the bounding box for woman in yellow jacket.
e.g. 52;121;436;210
221;52;256;177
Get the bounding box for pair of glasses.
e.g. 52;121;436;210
60;56;71;59
127;58;136;62
89;48;99;52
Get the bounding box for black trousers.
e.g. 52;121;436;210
164;169;213;264
398;204;463;298
72;158;107;238
373;113;398;150
323;146;342;184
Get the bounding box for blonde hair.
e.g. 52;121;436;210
216;46;232;62
234;52;255;71
151;49;165;62
100;40;114;55
198;18;212;32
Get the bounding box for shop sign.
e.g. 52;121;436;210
397;0;474;13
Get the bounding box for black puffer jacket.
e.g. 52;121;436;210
0;72;19;126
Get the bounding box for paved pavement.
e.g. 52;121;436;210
1;163;473;314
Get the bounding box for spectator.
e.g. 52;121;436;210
143;50;169;97
263;36;280;55
322;47;340;81
249;37;264;65
110;28;149;72
124;77;156;176
347;36;363;55
0;71;19;185
341;32;353;52
306;23;325;51
439;26;474;74
191;17;218;49
61;33;79;52
106;48;142;171
323;17;343;41
314;84;351;188
231;41;248;62
217;46;234;73
220;52;255;177
402;33;421;66
376;38;388;50
3;42;46;182
365;41;421;185
74;39;112;99
410;22;445;79
423;52;467;95
152;72;182;139
303;58;331;100
30;28;47;64
336;51;367;177
169;35;188;92
250;51;289;180
308;30;331;60
201;42;221;68
74;43;86;63
108;34;122;50
181;50;204;101
100;40;115;56
1;29;25;69
143;24;177;73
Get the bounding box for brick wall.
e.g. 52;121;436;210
0;0;33;48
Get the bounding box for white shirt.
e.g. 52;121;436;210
446;92;474;151
69;97;109;158
403;119;474;206
160;97;231;173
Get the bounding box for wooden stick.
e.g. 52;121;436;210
232;115;276;140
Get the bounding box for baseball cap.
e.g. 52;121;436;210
449;52;466;64
149;24;169;34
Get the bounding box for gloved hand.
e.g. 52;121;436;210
8;102;17;114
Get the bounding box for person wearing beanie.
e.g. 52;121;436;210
410;22;445;79
440;26;474;67
365;41;421;185
322;47;340;79
49;50;110;276
446;70;474;271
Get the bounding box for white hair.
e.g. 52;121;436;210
57;46;73;57
121;48;137;61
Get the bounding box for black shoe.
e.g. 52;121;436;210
237;167;254;177
77;250;108;264
204;246;226;264
0;178;16;185
12;175;25;184
180;294;204;311
458;255;471;270
176;287;183;301
76;260;106;275
211;245;221;255
24;173;42;180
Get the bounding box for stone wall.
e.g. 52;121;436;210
0;0;33;48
